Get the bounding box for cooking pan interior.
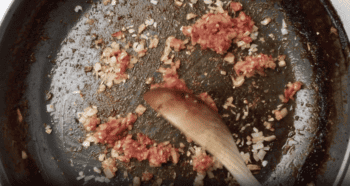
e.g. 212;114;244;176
0;0;349;185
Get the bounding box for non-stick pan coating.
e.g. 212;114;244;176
0;0;349;185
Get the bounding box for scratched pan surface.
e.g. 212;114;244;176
0;0;349;185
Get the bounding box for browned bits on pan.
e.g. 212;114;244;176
86;19;95;25
84;66;93;72
103;0;111;6
330;27;338;36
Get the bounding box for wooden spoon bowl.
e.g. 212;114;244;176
144;88;261;186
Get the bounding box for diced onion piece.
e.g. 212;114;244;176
262;160;268;167
171;148;180;164
94;167;102;174
194;173;206;186
275;108;288;120
252;136;264;144
174;0;183;7
257;150;267;160
252;142;264;150
253;152;259;162
135;104;147;116
150;0;158;5
264;135;276;142
22;151;28;159
224;53;235;64
77;176;85;181
99;154;106;161
145;77;154;84
103;168;114;179
231;76;245;87
47;104;55;112
86;19;95;25
278;60;286;67
264;121;272;129
133;177;141;186
261;18;272;25
251;131;263;138
82;140;90;147
75;5;83;12
187;13;197;20
138;23;147;34
111;149;119;158
98;84;106;93
84;175;95;182
145;19;154;26
149;36;159;48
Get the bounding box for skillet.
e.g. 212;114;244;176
0;0;349;185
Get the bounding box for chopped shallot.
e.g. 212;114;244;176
86;19;95;25
257;149;267;160
224;53;235;64
98;84;106;93
94;167;102;174
234;54;276;78
149;36;159;48
262;160;268;167
135;104;147;116
183;11;255;54
274;108;288;120
47;104;55;112
186;13;197;20
145;77;154;84
278;60;286;67
231;76;245;87
78;106;100;132
230;2;242;12
22;151;28;159
138;23;147;34
223;97;235;109
283;82;302;103
264;135;276;142
112;31;125;39
145;19;154;26
75;5;83;12
174;0;183;7
261;18;272;25
150;0;158;5
252;142;264;150
102;158;117;179
98;154;106;161
133;177;141;186
45;125;52;134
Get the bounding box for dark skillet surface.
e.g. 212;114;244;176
0;0;349;186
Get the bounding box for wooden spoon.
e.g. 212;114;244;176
144;88;261;186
